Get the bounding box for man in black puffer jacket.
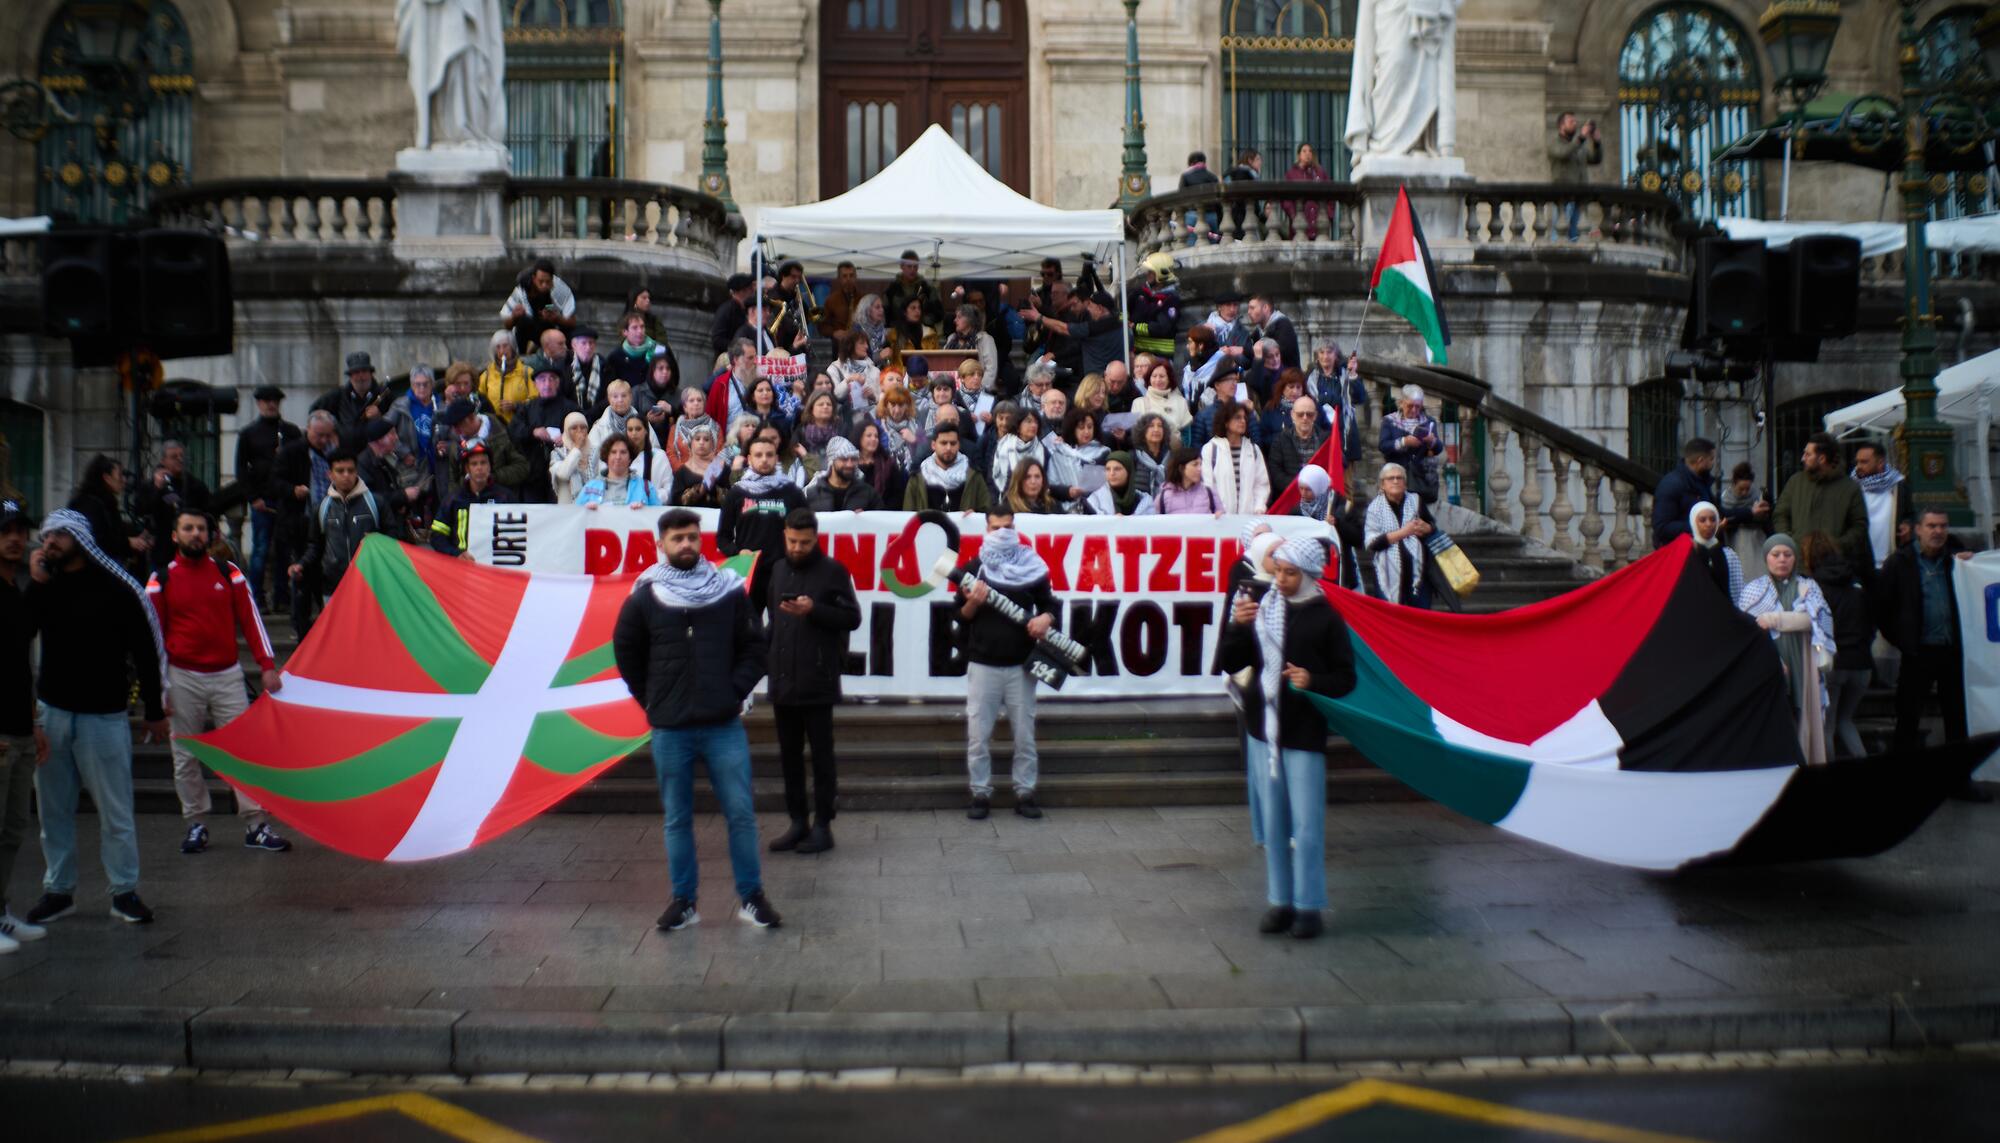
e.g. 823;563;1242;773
613;509;782;934
765;510;862;856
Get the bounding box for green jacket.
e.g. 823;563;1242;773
902;464;993;513
1772;469;1870;568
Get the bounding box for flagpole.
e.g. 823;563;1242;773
1350;288;1374;357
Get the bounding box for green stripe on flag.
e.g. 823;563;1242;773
551;642;617;688
1300;638;1528;823
356;541;494;693
184;720;461;803
521;711;647;775
1376;267;1448;365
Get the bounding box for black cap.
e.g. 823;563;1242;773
253;385;285;402
905;355;929;377
440;397;477;426
1215;290;1244;305
345;351;374;374
0;498;29;532
726;273;754;292
573;325;599;341
1089;290;1116;310
363;418;397;443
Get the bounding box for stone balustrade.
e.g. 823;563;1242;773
1863;247;2000;285
1130;181;1684;270
150;179;398;244
1357;358;1659;573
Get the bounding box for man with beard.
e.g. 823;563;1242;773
765;510;862;855
148;510;290;856
22;511;169;927
803;436;880;512
717;437;806;617
902;423;992;513
614;509;780;932
957;507;1059;821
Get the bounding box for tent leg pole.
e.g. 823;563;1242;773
1118;245;1130;368
753;247;764;366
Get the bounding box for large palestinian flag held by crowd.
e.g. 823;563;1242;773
1300;536;1991;871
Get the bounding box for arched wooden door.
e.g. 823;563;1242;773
820;0;1029;197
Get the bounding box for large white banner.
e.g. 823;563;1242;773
465;506;1324;698
1955;551;2000;780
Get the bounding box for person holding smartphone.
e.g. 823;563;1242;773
765;511;862;855
1378;384;1444;503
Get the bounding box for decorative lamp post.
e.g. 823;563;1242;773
1117;0;1151;209
1758;0;1840;106
700;0;736;213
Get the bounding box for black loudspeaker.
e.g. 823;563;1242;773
1784;235;1861;339
1694;238;1768;339
40;228;118;337
136;228;233;357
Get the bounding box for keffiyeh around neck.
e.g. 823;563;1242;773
921;450;969;489
40;509;169;700
637;556;741;609
1250;538;1325;775
1365;492;1423;602
1854;464;1904;495
736;468;791;496
977;526;1049;588
1297;465;1334;522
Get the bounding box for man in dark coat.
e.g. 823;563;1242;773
765;510;863;855
235;385;300;608
613;508;780;932
1265;396;1328;504
803;437;881;511
0;501;40;947
718;437;807;617
131;439;211;570
1247;295;1300;372
311;351;391;450
269;411;340;633
509;366;580;504
957;507;1060;821
710;273;755;358
1871;508;1976;771
430;443;518;558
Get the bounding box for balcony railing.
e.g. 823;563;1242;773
143;176;742;273
1130;181;1685;269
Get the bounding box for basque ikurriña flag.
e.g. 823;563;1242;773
183;539;661;861
1370;187;1450;364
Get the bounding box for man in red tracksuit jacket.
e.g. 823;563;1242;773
146;509;293;856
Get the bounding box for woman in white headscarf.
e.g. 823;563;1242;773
1363;462;1435;606
1687;500;1743;602
1219;522;1288;848
1218;535;1357;941
1737;533;1835;765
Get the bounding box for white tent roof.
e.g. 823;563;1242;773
1720;216;2000;258
1823;348;2000;435
750;125;1127;278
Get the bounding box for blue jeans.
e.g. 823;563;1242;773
1564;200;1581;241
1247;737;1326;910
248;506;286;606
36;707;140;897
1239;729;1264;846
651;721;762;903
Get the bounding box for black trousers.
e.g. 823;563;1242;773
1894;644;1968;748
773;703;837;823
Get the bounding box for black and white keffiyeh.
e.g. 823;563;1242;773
1364;491;1423;602
920;450;970;490
1251;536;1327;774
40;508;168;700
977;526;1049;589
636;556;742;609
734;469;791;496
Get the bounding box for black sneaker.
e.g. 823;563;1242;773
244;824;293;852
795;823;834;854
737;891;782;929
768;818;810;853
656;896;699;931
1258;906;1296;935
1289;909;1323;941
24;893;75;925
109;892;155;925
967;795;991;821
1014;793;1043;820
180;822;209;855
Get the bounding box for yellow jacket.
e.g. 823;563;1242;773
478;356;533;424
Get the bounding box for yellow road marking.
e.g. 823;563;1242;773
117;1091;544;1143
1179;1077;1714;1143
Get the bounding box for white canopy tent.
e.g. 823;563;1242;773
1718;216;2000;258
748;124;1132;361
1823;347;2000;541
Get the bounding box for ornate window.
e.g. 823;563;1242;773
948;100;1003;178
36;0;195;224
1921;7;1995;220
845;0;899;30
1617;4;1763;219
1220;0;1356;180
504;0;624;181
845;99;900;187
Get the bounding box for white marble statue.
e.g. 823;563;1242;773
1343;0;1464;167
396;0;507;152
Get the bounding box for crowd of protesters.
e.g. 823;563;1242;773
4;254;1986;950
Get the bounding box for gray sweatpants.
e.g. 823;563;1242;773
965;663;1038;798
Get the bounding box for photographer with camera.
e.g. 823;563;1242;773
957;507;1059;821
1549;112;1603;241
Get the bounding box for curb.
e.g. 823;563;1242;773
2;992;1997;1074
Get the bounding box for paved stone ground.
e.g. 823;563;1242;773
3;797;1997;1018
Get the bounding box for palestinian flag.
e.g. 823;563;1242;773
1266;417;1344;517
1297;537;1990;870
185;538;654;861
1369;187;1450;364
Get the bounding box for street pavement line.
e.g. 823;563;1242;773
1177;1077;1714;1143
114;1092;544;1143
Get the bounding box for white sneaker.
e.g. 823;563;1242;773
0;911;47;942
0;929;17;955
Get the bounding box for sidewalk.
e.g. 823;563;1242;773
2;799;1997;1073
